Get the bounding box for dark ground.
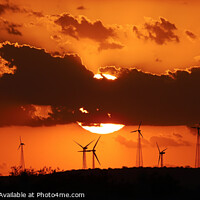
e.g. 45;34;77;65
0;167;199;200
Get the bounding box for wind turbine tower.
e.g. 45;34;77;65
74;140;94;169
87;136;101;169
131;121;143;167
191;123;200;168
156;142;167;168
18;137;25;171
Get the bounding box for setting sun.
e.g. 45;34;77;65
94;74;117;80
77;122;124;134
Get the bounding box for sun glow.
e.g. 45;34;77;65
94;73;117;80
77;122;125;134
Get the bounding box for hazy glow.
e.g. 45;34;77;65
94;74;117;80
78;122;125;134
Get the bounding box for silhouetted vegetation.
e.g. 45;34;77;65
9;166;63;176
0;167;199;199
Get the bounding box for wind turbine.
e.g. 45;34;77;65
18;136;25;171
156;142;167;168
74;140;94;169
191;123;200;168
87;136;101;169
131;121;143;167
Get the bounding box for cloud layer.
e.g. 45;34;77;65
133;17;179;45
55;14;114;42
116;134;191;149
0;18;22;36
54;13;123;51
0;1;43;17
0;42;199;126
0;1;20;15
185;30;197;40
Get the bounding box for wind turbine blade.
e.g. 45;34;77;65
85;140;94;148
138;121;142;130
139;132;143;138
156;142;160;153
18;145;21;150
162;148;168;152
131;130;137;133
93;152;101;165
20;136;22;143
93;136;101;150
73;140;84;149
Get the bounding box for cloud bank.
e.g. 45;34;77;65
0;18;22;36
116;134;191;149
185;30;197;40
0;1;43;17
0;42;199;126
54;13;123;51
133;17;179;45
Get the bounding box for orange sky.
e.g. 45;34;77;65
0;0;200;175
1;0;200;74
0;124;197;175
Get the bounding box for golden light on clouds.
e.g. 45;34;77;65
0;56;17;77
32;105;53;119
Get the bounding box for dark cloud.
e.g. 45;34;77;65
77;6;86;10
149;136;191;147
55;13;120;50
30;11;44;17
6;24;22;35
0;1;20;15
155;58;162;62
0;42;95;126
133;17;179;45
185;30;197;39
0;42;200;126
0;1;43;17
55;13;115;42
133;26;144;39
0;18;22;35
98;41;124;51
112;67;200;125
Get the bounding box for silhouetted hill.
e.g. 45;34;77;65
0;167;199;200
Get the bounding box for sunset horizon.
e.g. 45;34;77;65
0;1;200;199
